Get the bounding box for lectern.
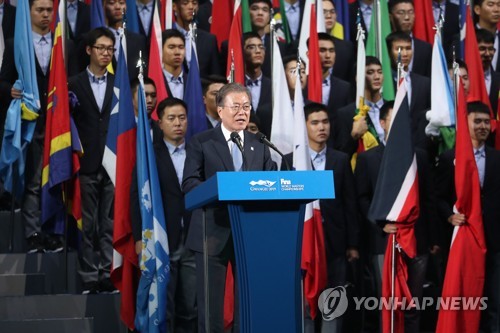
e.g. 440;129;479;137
185;171;335;333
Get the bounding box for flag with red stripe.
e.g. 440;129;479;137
226;0;245;84
368;80;419;333
436;78;486;333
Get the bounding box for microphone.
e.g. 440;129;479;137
257;132;291;171
230;132;247;171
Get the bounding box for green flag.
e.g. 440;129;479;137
242;0;252;33
366;0;395;101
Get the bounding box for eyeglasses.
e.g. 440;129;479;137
323;9;336;15
223;104;252;113
245;44;266;51
92;45;116;54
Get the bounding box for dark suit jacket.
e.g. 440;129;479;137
68;70;115;175
253;76;272;138
196;1;212;33
324;75;353;147
68;1;91;44
281;148;359;258
442;1;460;54
334;102;359;158
1;2;16;41
349;1;369;44
355;145;439;255
195;29;222;78
411;38;432;78
490;71;500;119
131;141;191;252
0;37;79;137
436;146;500;253
182;127;277;255
333;37;355;82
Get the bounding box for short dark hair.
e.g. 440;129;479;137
249;0;272;8
388;0;414;12
386;31;412;50
366;56;382;67
447;58;468;72
309;32;335;49
85;27;116;48
201;75;227;95
216;83;251;107
130;77;157;94
475;28;495;44
467;101;490;116
380;101;395;121
29;0;53;9
243;31;263;44
304;102;329;121
282;55;306;70
162;29;185;47
157;97;188;119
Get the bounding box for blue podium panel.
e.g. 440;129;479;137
184;171;335;333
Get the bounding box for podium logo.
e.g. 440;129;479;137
318;286;348;321
249;180;276;187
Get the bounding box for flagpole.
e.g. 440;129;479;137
270;15;275;115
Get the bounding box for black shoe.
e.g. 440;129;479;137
27;233;45;254
45;234;64;253
82;281;99;295
99;278;119;294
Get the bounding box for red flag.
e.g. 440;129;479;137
149;0;169;120
412;0;435;44
211;0;234;50
436;78;486;333
226;0;245;84
307;4;322;103
368;80;419;332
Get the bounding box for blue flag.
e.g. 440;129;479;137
125;0;140;33
134;78;170;333
0;0;41;199
91;0;106;29
184;44;207;141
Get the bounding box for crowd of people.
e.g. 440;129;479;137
0;0;500;332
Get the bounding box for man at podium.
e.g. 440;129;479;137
182;83;277;333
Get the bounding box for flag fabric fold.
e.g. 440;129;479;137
332;0;350;40
366;0;394;101
41;1;81;233
90;0;106;29
368;80;419;333
134;76;170;333
293;64;327;320
425;32;455;149
226;0;245;84
436;77;486;333
125;0;140;33
210;0;234;49
412;0;435;44
270;35;294;167
307;4;322;103
184;38;208;141
0;0;41;200
104;34;139;330
149;0;169;120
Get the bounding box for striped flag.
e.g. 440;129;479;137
368;80;419;333
425;32;456;153
293;64;327;320
270;35;294;167
0;0;41;199
307;4;322;103
332;0;350;40
274;0;292;43
149;0;169;120
104;34;139;330
184;37;208;141
226;0;245;84
366;0;394;101
412;0;435;44
134;76;170;333
161;0;174;29
436;77;486;333
41;0;83;232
